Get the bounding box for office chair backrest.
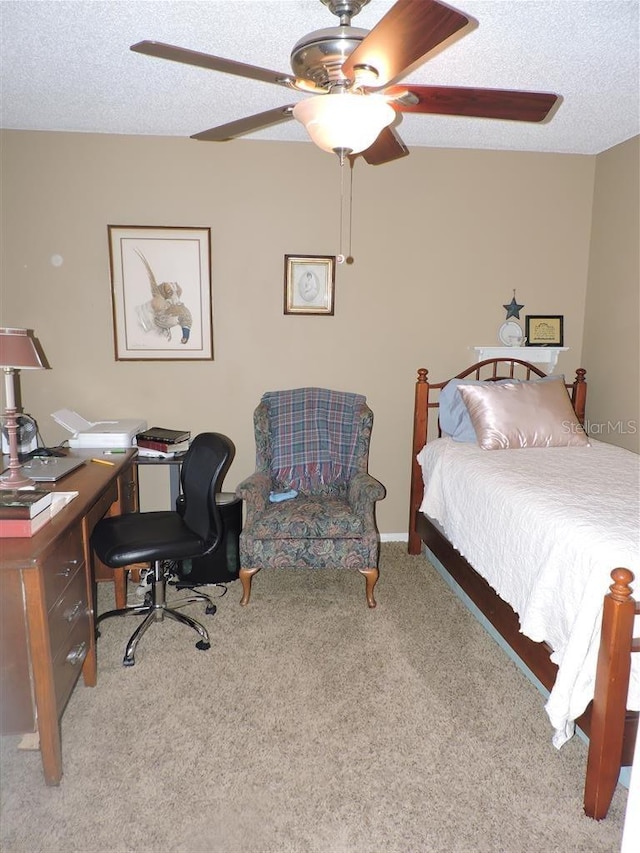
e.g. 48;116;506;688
179;433;234;555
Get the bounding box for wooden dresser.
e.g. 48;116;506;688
0;450;137;784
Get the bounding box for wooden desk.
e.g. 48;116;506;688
0;450;137;785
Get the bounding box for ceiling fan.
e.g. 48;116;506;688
131;0;559;166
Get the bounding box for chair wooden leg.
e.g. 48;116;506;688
359;567;379;609
239;567;261;606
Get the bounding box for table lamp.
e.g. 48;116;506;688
0;328;45;489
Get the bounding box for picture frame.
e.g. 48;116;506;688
284;255;335;316
108;225;213;361
525;315;564;347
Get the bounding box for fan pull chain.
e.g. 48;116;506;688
338;159;345;264
337;157;355;265
347;157;354;264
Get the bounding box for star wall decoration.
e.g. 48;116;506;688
503;290;524;319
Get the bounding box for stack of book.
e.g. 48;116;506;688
135;427;191;458
0;487;54;537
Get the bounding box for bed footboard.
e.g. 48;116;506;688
584;568;639;820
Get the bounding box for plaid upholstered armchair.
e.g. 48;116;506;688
235;388;386;608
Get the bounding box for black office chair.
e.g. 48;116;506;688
91;432;234;666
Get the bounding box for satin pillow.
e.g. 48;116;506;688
439;375;562;442
457;379;590;450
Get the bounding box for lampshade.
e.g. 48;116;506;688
293;93;395;155
0;328;44;369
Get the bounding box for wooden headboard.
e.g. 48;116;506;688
409;358;588;550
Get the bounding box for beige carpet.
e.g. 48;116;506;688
0;543;627;852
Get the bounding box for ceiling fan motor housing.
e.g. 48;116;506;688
290;26;368;89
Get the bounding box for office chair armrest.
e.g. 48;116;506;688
235;472;271;523
348;472;386;522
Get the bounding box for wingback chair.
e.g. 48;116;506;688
235;388;386;608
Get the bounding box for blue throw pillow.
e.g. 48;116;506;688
440;375;564;442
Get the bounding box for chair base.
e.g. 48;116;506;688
239;566;379;608
97;560;216;666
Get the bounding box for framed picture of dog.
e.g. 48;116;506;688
108;225;213;361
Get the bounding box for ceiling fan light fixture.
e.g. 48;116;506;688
292;93;395;155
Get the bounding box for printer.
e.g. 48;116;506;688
52;409;147;449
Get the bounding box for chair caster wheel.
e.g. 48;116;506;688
123;657;135;667
205;604;217;615
195;640;211;651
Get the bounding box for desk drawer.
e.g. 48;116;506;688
84;481;119;534
43;526;84;608
48;566;88;660
52;612;90;715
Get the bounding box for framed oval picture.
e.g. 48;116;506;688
284;255;335;316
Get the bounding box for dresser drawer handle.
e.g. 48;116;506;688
65;641;87;667
56;559;80;578
64;600;85;623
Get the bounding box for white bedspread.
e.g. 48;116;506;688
417;437;640;747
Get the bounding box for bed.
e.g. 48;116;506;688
407;358;639;820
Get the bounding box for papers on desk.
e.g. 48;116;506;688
50;491;79;516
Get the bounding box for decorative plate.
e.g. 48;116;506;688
498;321;524;347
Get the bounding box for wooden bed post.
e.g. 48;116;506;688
584;568;637;820
408;368;429;555
572;368;587;426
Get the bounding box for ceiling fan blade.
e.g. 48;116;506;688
341;0;469;89
389;85;559;122
131;41;302;90
359;127;409;165
191;105;296;141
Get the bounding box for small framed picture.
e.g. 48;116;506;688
525;315;564;347
284;255;335;315
108;225;213;361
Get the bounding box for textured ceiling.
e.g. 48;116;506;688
1;0;639;156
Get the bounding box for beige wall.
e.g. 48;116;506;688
1;130;598;531
583;135;640;453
